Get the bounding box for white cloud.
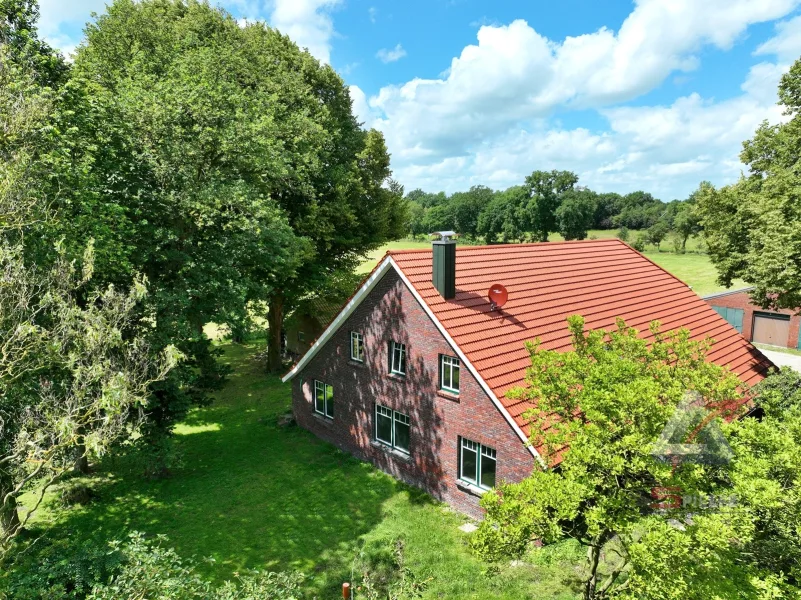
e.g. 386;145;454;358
269;0;341;64
349;85;377;126
755;14;801;60
369;6;378;23
363;0;800;197
376;44;407;63
37;0;108;55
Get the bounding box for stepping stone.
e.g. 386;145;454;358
459;523;478;533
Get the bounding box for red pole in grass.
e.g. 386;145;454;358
342;582;352;599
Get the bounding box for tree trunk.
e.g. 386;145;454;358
74;427;90;474
0;473;21;541
267;292;284;373
584;543;602;600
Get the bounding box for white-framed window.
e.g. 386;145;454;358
440;355;460;393
389;341;407;375
375;404;411;454
350;332;364;362
459;438;496;489
314;380;334;419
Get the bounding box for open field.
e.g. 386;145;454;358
20;341;581;599
359;234;747;297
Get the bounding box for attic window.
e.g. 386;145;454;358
351;332;364;362
440;355;460;393
389;341;406;375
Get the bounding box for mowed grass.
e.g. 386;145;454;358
25;341;580;599
359;233;747;297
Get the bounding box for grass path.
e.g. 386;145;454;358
359;234;746;297
27;341;579;599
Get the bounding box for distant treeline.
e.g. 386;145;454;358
404;170;703;250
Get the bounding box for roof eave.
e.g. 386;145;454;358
281;257;394;382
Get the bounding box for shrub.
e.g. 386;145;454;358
617;226;630;242
0;536;122;599
631;234;647;252
87;532;304;600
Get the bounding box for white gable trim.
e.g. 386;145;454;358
387;257;545;467
281;255;544;467
281;257;394;383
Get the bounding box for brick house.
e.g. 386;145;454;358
704;287;801;349
282;238;773;517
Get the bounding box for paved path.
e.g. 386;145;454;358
761;349;801;372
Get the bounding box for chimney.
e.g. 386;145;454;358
432;231;456;299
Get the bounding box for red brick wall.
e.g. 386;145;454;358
291;268;536;518
705;290;800;348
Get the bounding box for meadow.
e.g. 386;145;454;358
19;341;583;600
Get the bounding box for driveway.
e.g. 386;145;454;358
760;348;801;372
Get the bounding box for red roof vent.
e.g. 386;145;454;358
488;284;508;311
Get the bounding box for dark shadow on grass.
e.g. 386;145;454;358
42;341;402;597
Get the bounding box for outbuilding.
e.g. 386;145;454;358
703;288;801;349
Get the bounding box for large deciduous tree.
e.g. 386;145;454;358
0;23;176;546
524;170;578;241
698;57;801;311
556;188;597;241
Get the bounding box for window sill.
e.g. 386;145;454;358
371;440;412;462
387;372;407;381
456;480;488;497
436;389;460;401
312;412;334;425
348;359;365;367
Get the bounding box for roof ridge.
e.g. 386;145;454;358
387;238;622;255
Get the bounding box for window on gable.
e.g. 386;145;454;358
375;404;411;454
389;341;406;375
440;355;460;393
350;332;364;362
314;380;334;419
459;438;496;490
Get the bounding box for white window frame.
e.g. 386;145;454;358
459;437;496;490
313;380;334;419
440;355;460;393
375;403;411;454
350;331;364;362
390;341;406;375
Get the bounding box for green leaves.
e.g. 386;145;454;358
699;56;801;310
473;317;750;598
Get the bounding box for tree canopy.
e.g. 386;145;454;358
469;316;787;600
698;56;801;311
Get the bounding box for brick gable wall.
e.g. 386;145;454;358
291;268;535;518
705;290;801;348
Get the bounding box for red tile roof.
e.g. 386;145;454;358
389;239;774;437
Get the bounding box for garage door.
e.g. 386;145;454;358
752;312;791;346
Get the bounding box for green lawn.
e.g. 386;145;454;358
25;341;580;599
359;234;747;297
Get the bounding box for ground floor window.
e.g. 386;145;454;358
459;438;496;489
375;404;410;454
314;380;334;419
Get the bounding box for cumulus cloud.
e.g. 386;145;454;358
365;0;800;197
269;0;341;64
376;44;407;63
37;0;108;55
755;14;801;60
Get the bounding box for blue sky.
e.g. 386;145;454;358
37;0;801;199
